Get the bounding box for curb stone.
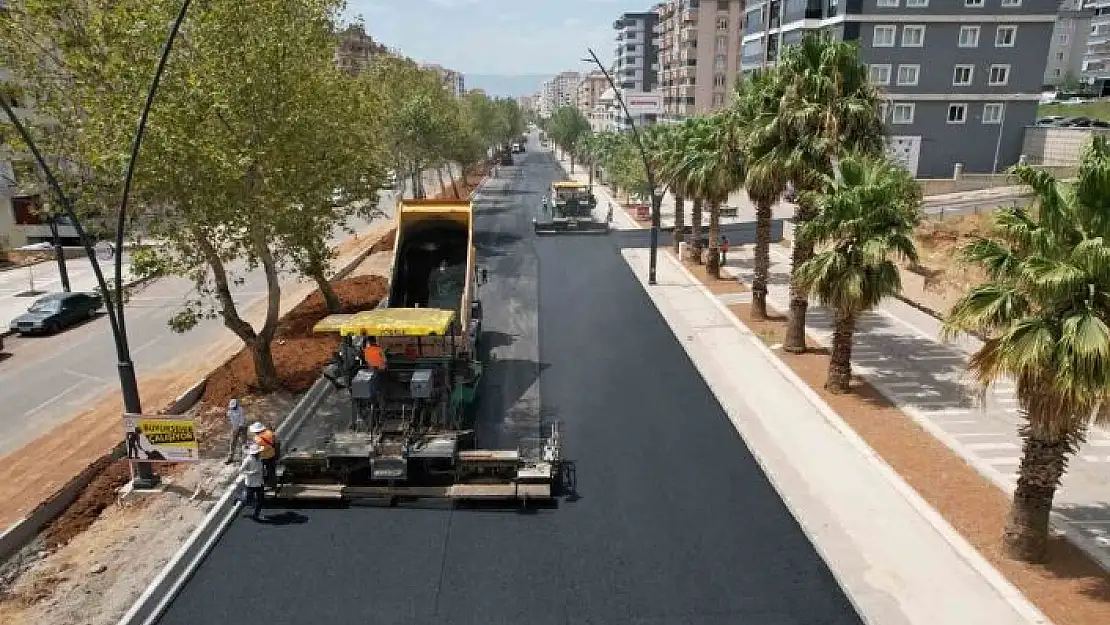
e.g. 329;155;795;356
645;249;1052;625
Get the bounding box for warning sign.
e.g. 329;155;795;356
122;414;200;463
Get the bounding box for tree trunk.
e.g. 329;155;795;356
250;339;280;394
706;200;721;278
784;197;817;353
1003;429;1072;562
570;153;576;174
250;228;283;392
826;312;855;393
752;199;773;319
313;268;342;313
588;161;594;187
691;198;704;264
447;164;461;199
672;193;685;253
436;167;447;198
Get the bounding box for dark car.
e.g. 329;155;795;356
9;292;103;335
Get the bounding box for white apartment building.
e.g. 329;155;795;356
1084;0;1110;92
1046;0;1092;88
656;0;746;120
538;72;582;118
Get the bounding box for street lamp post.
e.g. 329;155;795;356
584;48;661;285
0;0;193;489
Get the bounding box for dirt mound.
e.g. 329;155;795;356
41;459;131;551
199;274;388;409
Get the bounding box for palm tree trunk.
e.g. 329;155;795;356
752;199;773;319
706;200;721;278
784;197;817;353
826;312;855;393
588;160;594;187
570;153;576;174
672;192;685;252
447;164;460;199
1003;428;1072;562
691;198;704;264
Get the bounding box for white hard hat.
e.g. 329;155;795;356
228;398;239;408
245;443;262;456
249;422;266;434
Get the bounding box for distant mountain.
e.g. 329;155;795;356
464;74;550;98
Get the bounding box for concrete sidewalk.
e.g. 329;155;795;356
619;242;1051;625
720;246;1110;569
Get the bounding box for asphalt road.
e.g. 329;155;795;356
0;174;439;458
155;139;862;625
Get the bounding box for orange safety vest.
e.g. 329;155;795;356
254;430;277;460
363;344;387;369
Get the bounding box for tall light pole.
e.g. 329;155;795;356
0;0;193;488
584;47;661;285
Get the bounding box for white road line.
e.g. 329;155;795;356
953;432;1012;438
966;441;1020;451
984;457;1021;466
23;381;89;417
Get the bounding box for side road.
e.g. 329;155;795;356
618;241;1050;625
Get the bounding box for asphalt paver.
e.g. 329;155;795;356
156;141;862;625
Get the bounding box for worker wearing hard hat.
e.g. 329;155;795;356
238;443;265;520
362;336;388;371
249;422;279;488
226;398;248;464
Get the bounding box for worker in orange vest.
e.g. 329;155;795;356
363;336;388;370
249;421;279;488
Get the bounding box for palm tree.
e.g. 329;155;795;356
943;137;1110;563
672;118;706;264
728;70;785;317
685;113;745;278
758;34;886;353
794;154;920;393
651;123;689;253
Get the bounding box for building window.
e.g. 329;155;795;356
892;103;914;124
713;92;726;106
989;64;1010;85
716;35;728;51
958;25;979;47
905;0;928;5
1000;0;1021;5
714;73;726;86
947;103;967;124
869;64;892;85
717;17;729;30
982;103;1004;124
896;64;920;86
902;25;925;47
965;0;984;6
1056;52;1065;61
714;54;726;69
1059;33;1069;44
995;25;1016;47
873;25;896;47
877;0;898;6
953;65;974;86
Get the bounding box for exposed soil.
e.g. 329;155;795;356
719;299;1110;625
199;274;388;410
40;460;132;551
679;255;748;295
906;213;992;312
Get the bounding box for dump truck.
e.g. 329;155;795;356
275;199;561;504
533;180;609;235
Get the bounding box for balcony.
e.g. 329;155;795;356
682;9;697;23
681;24;698;41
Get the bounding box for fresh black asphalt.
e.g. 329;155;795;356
156;142;863;625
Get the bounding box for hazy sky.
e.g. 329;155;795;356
344;0;652;75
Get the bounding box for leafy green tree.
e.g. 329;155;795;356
546;106;590;172
943;138;1110;562
794;154;920;393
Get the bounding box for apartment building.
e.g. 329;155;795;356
741;0;1057;178
334;24;387;75
1085;0;1110;91
422;63;465;98
539;79;556;117
614;11;661;92
1045;0;1091;88
656;0;746;120
554;71;582;109
577;72;609;113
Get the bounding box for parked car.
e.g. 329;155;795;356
9;292;104;335
1036;116;1065;126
